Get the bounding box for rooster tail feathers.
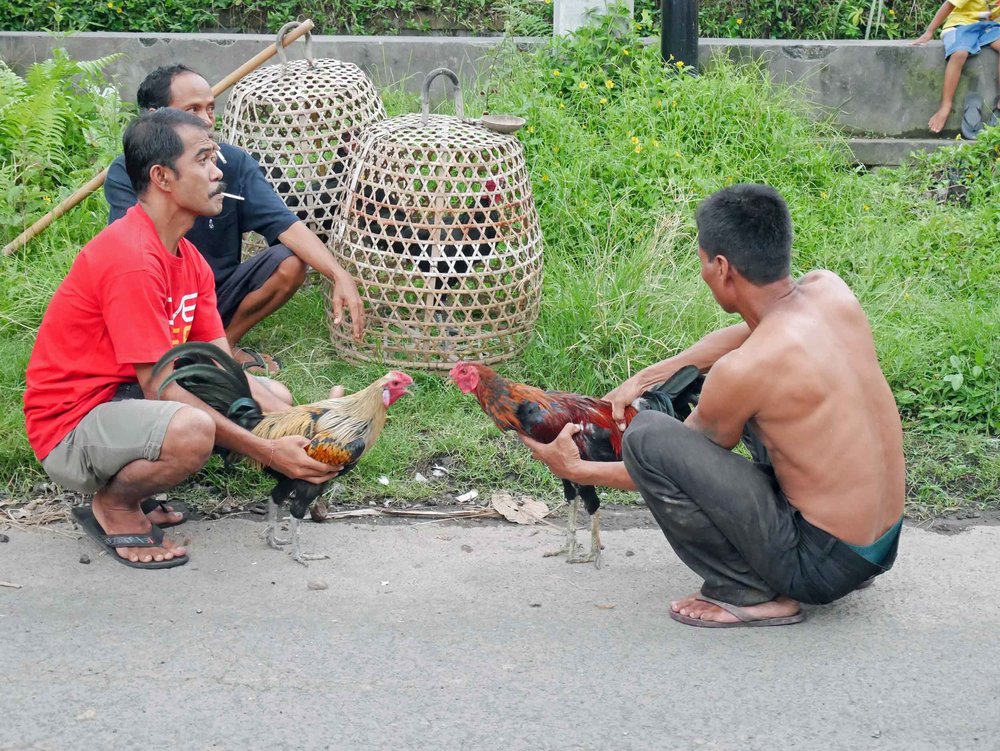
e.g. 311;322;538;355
152;343;262;428
634;364;704;419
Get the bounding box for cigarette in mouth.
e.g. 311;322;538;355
220;192;244;201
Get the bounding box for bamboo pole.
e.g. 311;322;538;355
2;18;315;257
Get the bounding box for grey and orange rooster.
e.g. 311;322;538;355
153;342;412;564
449;361;702;567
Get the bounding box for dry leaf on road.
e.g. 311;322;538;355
490;492;550;525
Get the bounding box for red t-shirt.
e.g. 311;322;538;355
24;205;226;460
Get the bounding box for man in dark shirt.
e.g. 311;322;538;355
105;64;365;375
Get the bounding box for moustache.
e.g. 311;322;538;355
211;181;228;197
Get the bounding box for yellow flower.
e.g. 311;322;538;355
578;81;589;90
117;5;123;11
622;48;631;56
634;144;643;154
675;60;685;69
652;139;660;147
820;191;829;199
888;8;895;14
42;195;51;202
553;146;560;153
631;136;639;145
673;151;682;158
106;1;113;7
552;69;561;77
559;102;565;109
736;17;743;25
542;174;550;182
605;79;615;89
863;204;871;211
527;125;535;134
599;97;608;105
657;98;663;108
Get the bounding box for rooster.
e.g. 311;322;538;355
153;342;413;564
449;361;702;567
358;180;503;291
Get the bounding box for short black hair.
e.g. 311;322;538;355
136;64;198;110
695;184;792;285
123;108;209;196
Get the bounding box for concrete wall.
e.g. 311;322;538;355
1;31;995;139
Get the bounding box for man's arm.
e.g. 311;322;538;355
519;424;637;491
605;322;751;424
276;221;365;339
911;1;954;43
684;356;757;450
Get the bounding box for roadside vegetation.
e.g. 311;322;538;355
1;14;996;518
0;0;933;40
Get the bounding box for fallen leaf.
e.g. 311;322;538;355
307;580;329;591
490;492;551;525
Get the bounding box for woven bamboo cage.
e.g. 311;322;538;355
221;22;386;248
330;68;543;369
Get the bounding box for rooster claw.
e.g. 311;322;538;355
265;531;290;549
292;552;330;566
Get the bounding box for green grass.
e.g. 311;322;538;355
1;26;997;516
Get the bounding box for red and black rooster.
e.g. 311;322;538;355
449;361;702;567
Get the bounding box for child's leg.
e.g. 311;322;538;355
931;50;970;132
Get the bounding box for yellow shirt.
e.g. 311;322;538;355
944;0;990;30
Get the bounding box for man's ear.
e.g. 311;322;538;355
148;164;173;193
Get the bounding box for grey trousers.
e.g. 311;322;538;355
622;411;897;606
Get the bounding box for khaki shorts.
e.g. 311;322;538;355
41;399;186;493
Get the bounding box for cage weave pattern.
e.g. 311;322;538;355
222;58;386;247
331;112;543;369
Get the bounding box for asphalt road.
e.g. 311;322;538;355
1;513;998;750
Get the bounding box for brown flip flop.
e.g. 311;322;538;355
669;595;805;628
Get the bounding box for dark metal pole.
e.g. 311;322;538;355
661;0;699;72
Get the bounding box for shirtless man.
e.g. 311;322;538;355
521;184;905;627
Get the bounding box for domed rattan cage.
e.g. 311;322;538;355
221;23;386;247
330;68;543;369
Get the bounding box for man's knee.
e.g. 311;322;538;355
622;411;685;479
162;406;215;470
273;255;307;292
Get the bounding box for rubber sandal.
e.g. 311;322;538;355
669;595;805;628
986;96;1000;128
71;506;188;569
139;498;189;528
961;92;984;140
235;346;282;376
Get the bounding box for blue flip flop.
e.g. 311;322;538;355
72;506;188;569
961;92;984;140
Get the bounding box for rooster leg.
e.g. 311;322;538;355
567;510;603;569
290;517;330;566
543;496;580;560
265;500;290;549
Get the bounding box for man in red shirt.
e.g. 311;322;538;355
24;109;339;568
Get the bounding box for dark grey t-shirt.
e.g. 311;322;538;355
104;143;298;285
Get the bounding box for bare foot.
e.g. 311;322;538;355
92;500;187;564
929;106;951;133
670;592;800;625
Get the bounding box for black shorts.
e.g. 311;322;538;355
215;244;296;326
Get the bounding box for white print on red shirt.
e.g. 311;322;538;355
167;292;198;345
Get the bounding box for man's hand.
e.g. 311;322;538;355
267;436;342;484
330;268;366;341
603;378;644;430
910;31;934;45
519;423;584;481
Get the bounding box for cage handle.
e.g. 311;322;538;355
276;21;315;68
420;68;464;124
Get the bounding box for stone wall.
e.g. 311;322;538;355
2;31;995;141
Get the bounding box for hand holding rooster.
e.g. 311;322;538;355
518;423;585;480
